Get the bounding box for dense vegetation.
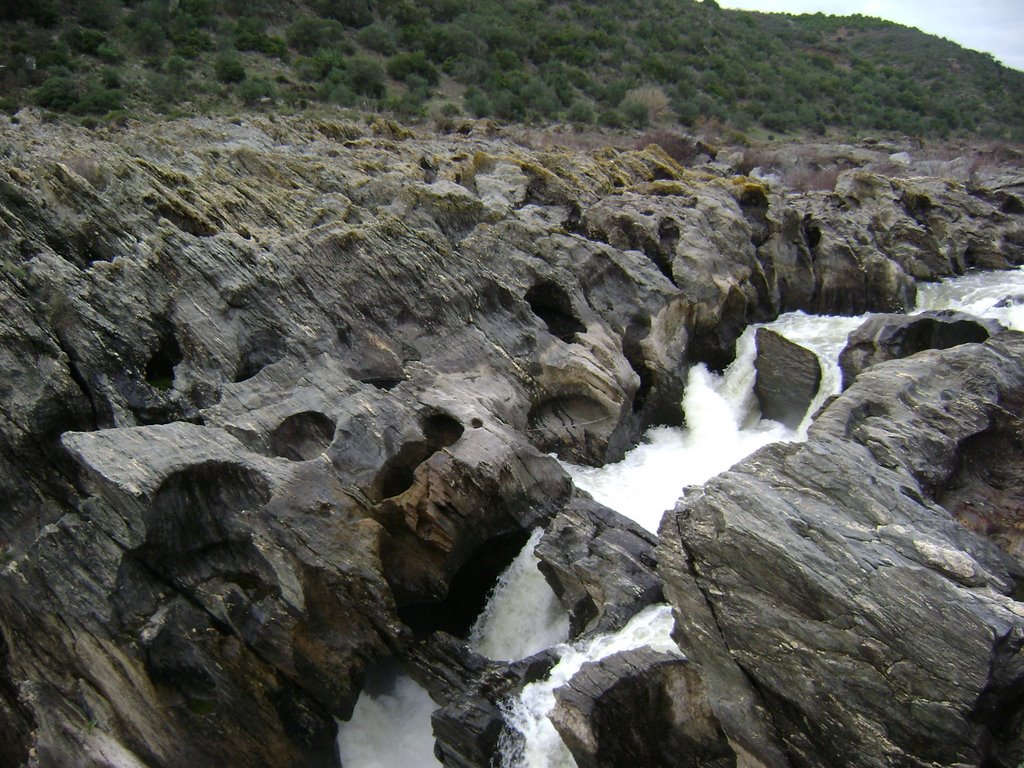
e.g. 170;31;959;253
1;0;1022;139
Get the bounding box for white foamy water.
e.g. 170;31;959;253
337;670;441;768
499;604;679;768
914;265;1024;330
469;528;571;661
567;310;868;532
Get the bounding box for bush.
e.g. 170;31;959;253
386;52;440;85
238;76;276;105
357;23;398;54
36;76;78;111
75;83;122;114
63;27;107;55
311;0;374;27
620;98;650;128
345;56;386;98
214;53;246;83
286;15;344;55
567;100;594;124
463;88;492;118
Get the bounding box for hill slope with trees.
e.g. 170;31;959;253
1;0;1022;139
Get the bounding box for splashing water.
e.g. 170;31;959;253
337;668;441;768
499;604;679;768
469;528;571;661
914;265;1024;330
339;267;1024;768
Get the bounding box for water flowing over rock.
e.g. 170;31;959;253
1;112;1023;765
658;332;1024;768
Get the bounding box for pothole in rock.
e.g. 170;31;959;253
372;412;466;501
525;282;586;344
234;328;286;383
145;329;182;392
270;411;337;462
937;421;1024;566
139;462;274;590
527;395;610;465
397;528;531;640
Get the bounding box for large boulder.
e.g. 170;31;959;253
753;327;822;428
534;495;662;637
839;309;1002;388
658;332;1024;768
550;647;734;768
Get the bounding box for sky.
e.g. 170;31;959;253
715;0;1024;71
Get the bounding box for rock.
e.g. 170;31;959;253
550;647;734;768
658;333;1024;768
839;309;1003;388
534;495;663;637
2;113;1024;765
753;327;822;428
404;633;557;768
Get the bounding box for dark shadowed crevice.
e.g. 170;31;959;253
0;627;34;768
525;283;586;344
145;330;182;391
375;443;434;501
372;413;466;501
234;328;285;383
397;528;532;640
422;413;465;448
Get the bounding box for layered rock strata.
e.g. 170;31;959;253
659;333;1024;768
0;110;1022;765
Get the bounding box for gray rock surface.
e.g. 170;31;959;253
754;327;822;428
839;309;1003;388
1;111;1022;765
659;332;1024;768
551;647;734;768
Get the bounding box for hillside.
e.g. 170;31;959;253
1;0;1023;140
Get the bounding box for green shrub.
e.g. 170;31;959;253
345;56;386;98
132;20;167;55
620;98;650;128
238;76;276;105
63;27;107;55
286;15;344;55
96;43;124;63
567;100;594;124
463;87;491;117
36;76;78;111
75;83;122;114
311;0;374;27
386;52;440;85
214;53;246;83
357;23;397;54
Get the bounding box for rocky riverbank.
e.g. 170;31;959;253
0;111;1022;767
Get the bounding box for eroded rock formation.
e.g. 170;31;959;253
0;110;1022;765
659;333;1024;768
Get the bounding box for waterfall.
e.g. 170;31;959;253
337;266;1024;768
468;528;571;662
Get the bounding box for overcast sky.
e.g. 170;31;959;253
715;0;1024;71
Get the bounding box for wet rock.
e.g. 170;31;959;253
404;633;557;768
535;495;663;637
659;333;1024;768
753;327;822;428
839;309;1002;388
2;113;1023;764
551;647;734;768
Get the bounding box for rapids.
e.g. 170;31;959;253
336;266;1024;768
